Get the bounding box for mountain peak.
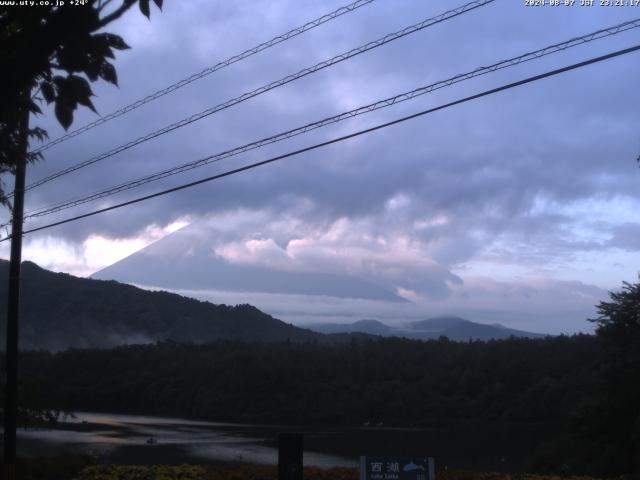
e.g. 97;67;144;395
91;225;405;303
352;319;391;329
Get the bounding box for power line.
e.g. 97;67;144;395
19;0;495;195
29;0;377;155
22;17;640;221
5;43;638;242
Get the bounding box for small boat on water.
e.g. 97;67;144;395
146;437;157;445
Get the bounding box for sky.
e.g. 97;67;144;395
1;0;640;334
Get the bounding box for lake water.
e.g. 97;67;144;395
17;412;548;471
17;412;356;467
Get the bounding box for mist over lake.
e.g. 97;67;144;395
17;412;550;473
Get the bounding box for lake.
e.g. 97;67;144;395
17;412;549;471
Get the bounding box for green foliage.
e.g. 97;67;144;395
0;0;162;204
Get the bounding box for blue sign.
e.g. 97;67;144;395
360;457;435;480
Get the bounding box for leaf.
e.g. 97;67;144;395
96;32;130;50
28;102;42;115
67;75;97;113
52;75;87;129
27;151;43;163
52;75;66;90
84;54;101;81
67;74;93;98
28;127;49;142
54;101;73;130
82;99;97;113
56;42;89;73
98;62;118;86
153;0;163;9
41;81;55;104
90;34;115;59
77;96;97;113
139;0;150;18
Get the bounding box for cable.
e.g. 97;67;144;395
19;0;495;195
23;0;492;194
22;17;640;220
4;43;637;242
29;0;377;155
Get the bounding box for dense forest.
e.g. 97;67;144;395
4;334;624;475
14;336;597;426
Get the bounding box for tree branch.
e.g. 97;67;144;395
98;0;136;28
97;0;116;13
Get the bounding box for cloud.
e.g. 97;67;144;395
200;206;464;300
141;273;606;335
607;222;640;251
0;219;189;277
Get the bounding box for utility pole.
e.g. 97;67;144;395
3;90;30;480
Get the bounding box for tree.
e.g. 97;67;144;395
0;0;163;205
0;2;162;476
588;279;640;474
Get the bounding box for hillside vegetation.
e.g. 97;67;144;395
0;261;320;350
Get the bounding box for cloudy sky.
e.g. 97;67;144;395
2;0;640;334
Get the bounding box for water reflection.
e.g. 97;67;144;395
18;412;547;471
17;412;355;467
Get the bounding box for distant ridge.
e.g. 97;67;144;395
308;319;392;335
308;316;547;341
407;316;469;331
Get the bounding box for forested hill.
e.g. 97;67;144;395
0;260;323;350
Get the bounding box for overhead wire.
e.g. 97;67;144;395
3;43;637;242
18;0;495;195
21;17;640;221
29;0;378;156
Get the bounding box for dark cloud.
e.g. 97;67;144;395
608;222;640;251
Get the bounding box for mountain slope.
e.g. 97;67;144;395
0;260;323;351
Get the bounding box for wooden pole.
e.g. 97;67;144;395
3;92;30;480
278;433;304;480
